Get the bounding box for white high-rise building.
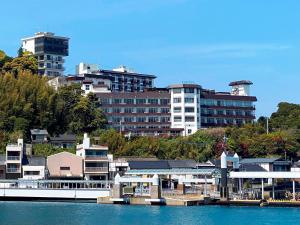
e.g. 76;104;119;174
168;84;201;136
21;32;69;76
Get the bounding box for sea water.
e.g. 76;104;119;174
0;201;299;225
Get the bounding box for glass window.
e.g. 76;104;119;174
174;116;182;122
185;116;195;122
161;108;170;113
172;88;181;93
173;98;181;103
137;108;145;113
124;108;133;113
160;99;170;105
173;107;181;113
113;99;122;104
124;99;134;104
136;99;146;104
148;99;158;104
185;107;194;113
185;98;194;103
184;88;195;93
149;108;158;113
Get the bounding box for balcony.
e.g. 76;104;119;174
85;155;108;161
85;167;108;173
7;168;21;173
7;156;20;161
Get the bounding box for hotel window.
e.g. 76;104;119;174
124;117;134;122
173;88;181;93
112;117;122;122
137;117;146;122
245;111;252;116
149;108;158;113
85;85;90;90
113;98;122;104
46;63;52;68
161;108;170;113
113;108;121;113
161;117;170;123
174;116;182;122
124;99;134;104
216;118;224;124
137;108;146;113
136;99;146;104
185;116;195;122
124;108;133;113
217;110;224;115
101;98;110;104
226;110;234;115
148;99;158;104
236;110;244;116
148;117;158;122
185;107;195;113
184;98;194;103
173;98;181;103
207;118;215;124
173;107;181;113
160;99;170;105
184;88;195;93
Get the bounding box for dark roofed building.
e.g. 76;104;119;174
128;160;197;170
49;134;76;148
30;129;49;144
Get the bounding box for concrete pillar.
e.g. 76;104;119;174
204;175;207;196
239;178;242;197
293;180;296;201
261;179;264;200
220;152;228;200
150;174;161;199
272;178;275;200
177;175;185;195
112;173;122;198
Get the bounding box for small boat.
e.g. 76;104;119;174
260;199;269;207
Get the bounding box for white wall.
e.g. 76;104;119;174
22;166;45;180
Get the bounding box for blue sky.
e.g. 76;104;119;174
1;0;300;117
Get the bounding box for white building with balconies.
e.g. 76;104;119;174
168;84;201;136
6;139;24;179
76;133;109;180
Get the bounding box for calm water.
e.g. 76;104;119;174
0;201;300;225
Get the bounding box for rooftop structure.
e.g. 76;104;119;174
22;32;69;76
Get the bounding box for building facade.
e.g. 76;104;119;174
68;63;156;93
200;81;257;127
168;84;201;135
76;134;110;180
6;139;24;179
96;88;183;136
22;32;69;76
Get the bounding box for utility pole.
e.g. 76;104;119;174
266;117;269;134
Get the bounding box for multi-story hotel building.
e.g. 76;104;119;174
94;81;256;136
62;63;257;136
66;63;156;93
200;81;257;127
22;32;69;76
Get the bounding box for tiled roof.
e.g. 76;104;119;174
128;160;197;170
23;155;46;166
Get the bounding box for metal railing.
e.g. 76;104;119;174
85;167;108;173
0;179;113;190
7;156;20;161
6;168;21;173
85;156;108;160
